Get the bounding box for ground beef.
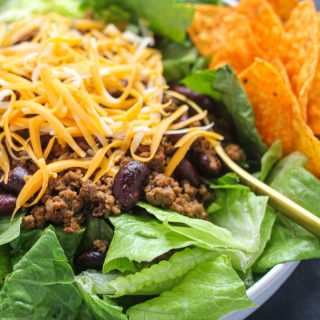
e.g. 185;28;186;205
225;143;245;163
22;170;122;233
144;172;212;219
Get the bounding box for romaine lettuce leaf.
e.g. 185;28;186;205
90;248;217;297
210;188;268;251
138;202;259;253
253;152;320;272
0;0;83;21
0;245;11;288
10;226;84;265
182;66;267;158
81;0;194;43
103;214;196;273
0;228;83;319
126;256;254;320
76;274;128;320
259;140;282;181
0;214;23;246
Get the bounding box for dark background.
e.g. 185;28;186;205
247;260;320;320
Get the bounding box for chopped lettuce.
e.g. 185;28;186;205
161;39;209;82
137;202;254;252
0;0;83;21
253;152;320;272
10;226;85;265
0;245;11;288
81;0;194;43
210;188;268;251
259;140;282;181
126;256;254;320
0;228;83;319
103;214;196;273
0;214;23;246
76;275;128;320
90;248;217;297
182;66;267;158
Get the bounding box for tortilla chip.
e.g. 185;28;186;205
189;5;263;73
238;0;285;57
239;59;295;154
281;0;318;119
308;14;320;136
267;0;298;22
240;58;320;176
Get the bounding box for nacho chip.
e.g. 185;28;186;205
239;59;295;154
240;58;320;176
281;0;318;119
189;5;263;73
308;14;320;136
238;0;285;57
267;0;298;23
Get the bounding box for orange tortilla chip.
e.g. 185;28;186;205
189;5;263;73
240;58;320;176
239;59;295;154
267;0;298;22
238;0;285;57
308;14;320;136
281;0;318;119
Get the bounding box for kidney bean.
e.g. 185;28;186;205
171;84;213;111
0;193;17;215
0;167;30;194
76;250;106;272
174;158;201;187
190;151;222;178
113;161;150;209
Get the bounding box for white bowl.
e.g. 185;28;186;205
222;261;300;320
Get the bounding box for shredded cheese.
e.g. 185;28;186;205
0;13;221;213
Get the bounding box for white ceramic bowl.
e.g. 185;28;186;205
222;261;300;320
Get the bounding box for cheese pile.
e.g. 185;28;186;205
0;13;221;213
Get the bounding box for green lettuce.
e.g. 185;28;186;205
0;0;83;21
81;0;194;43
0;245;11;288
182;66;267;158
138;202;260;253
127;256;254;320
0;214;23;246
89;248;217;297
259;140;282;181
253;152;320;272
160;39;209;82
103;214;196;273
76;275;128;320
10;226;84;265
0;228;83;319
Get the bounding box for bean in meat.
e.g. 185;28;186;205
0;167;30;194
76;249;105;272
190;151;222;178
113;160;150;208
0;193;17;215
174;158;201;187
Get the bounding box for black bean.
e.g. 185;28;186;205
171;84;213;111
76;250;105;272
0;193;17;216
174;158;201;187
113;161;150;209
0;167;30;194
190;151;222;178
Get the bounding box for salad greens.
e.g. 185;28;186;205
126;256;254;320
0;228;83;319
182;67;267;158
0;1;320;319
